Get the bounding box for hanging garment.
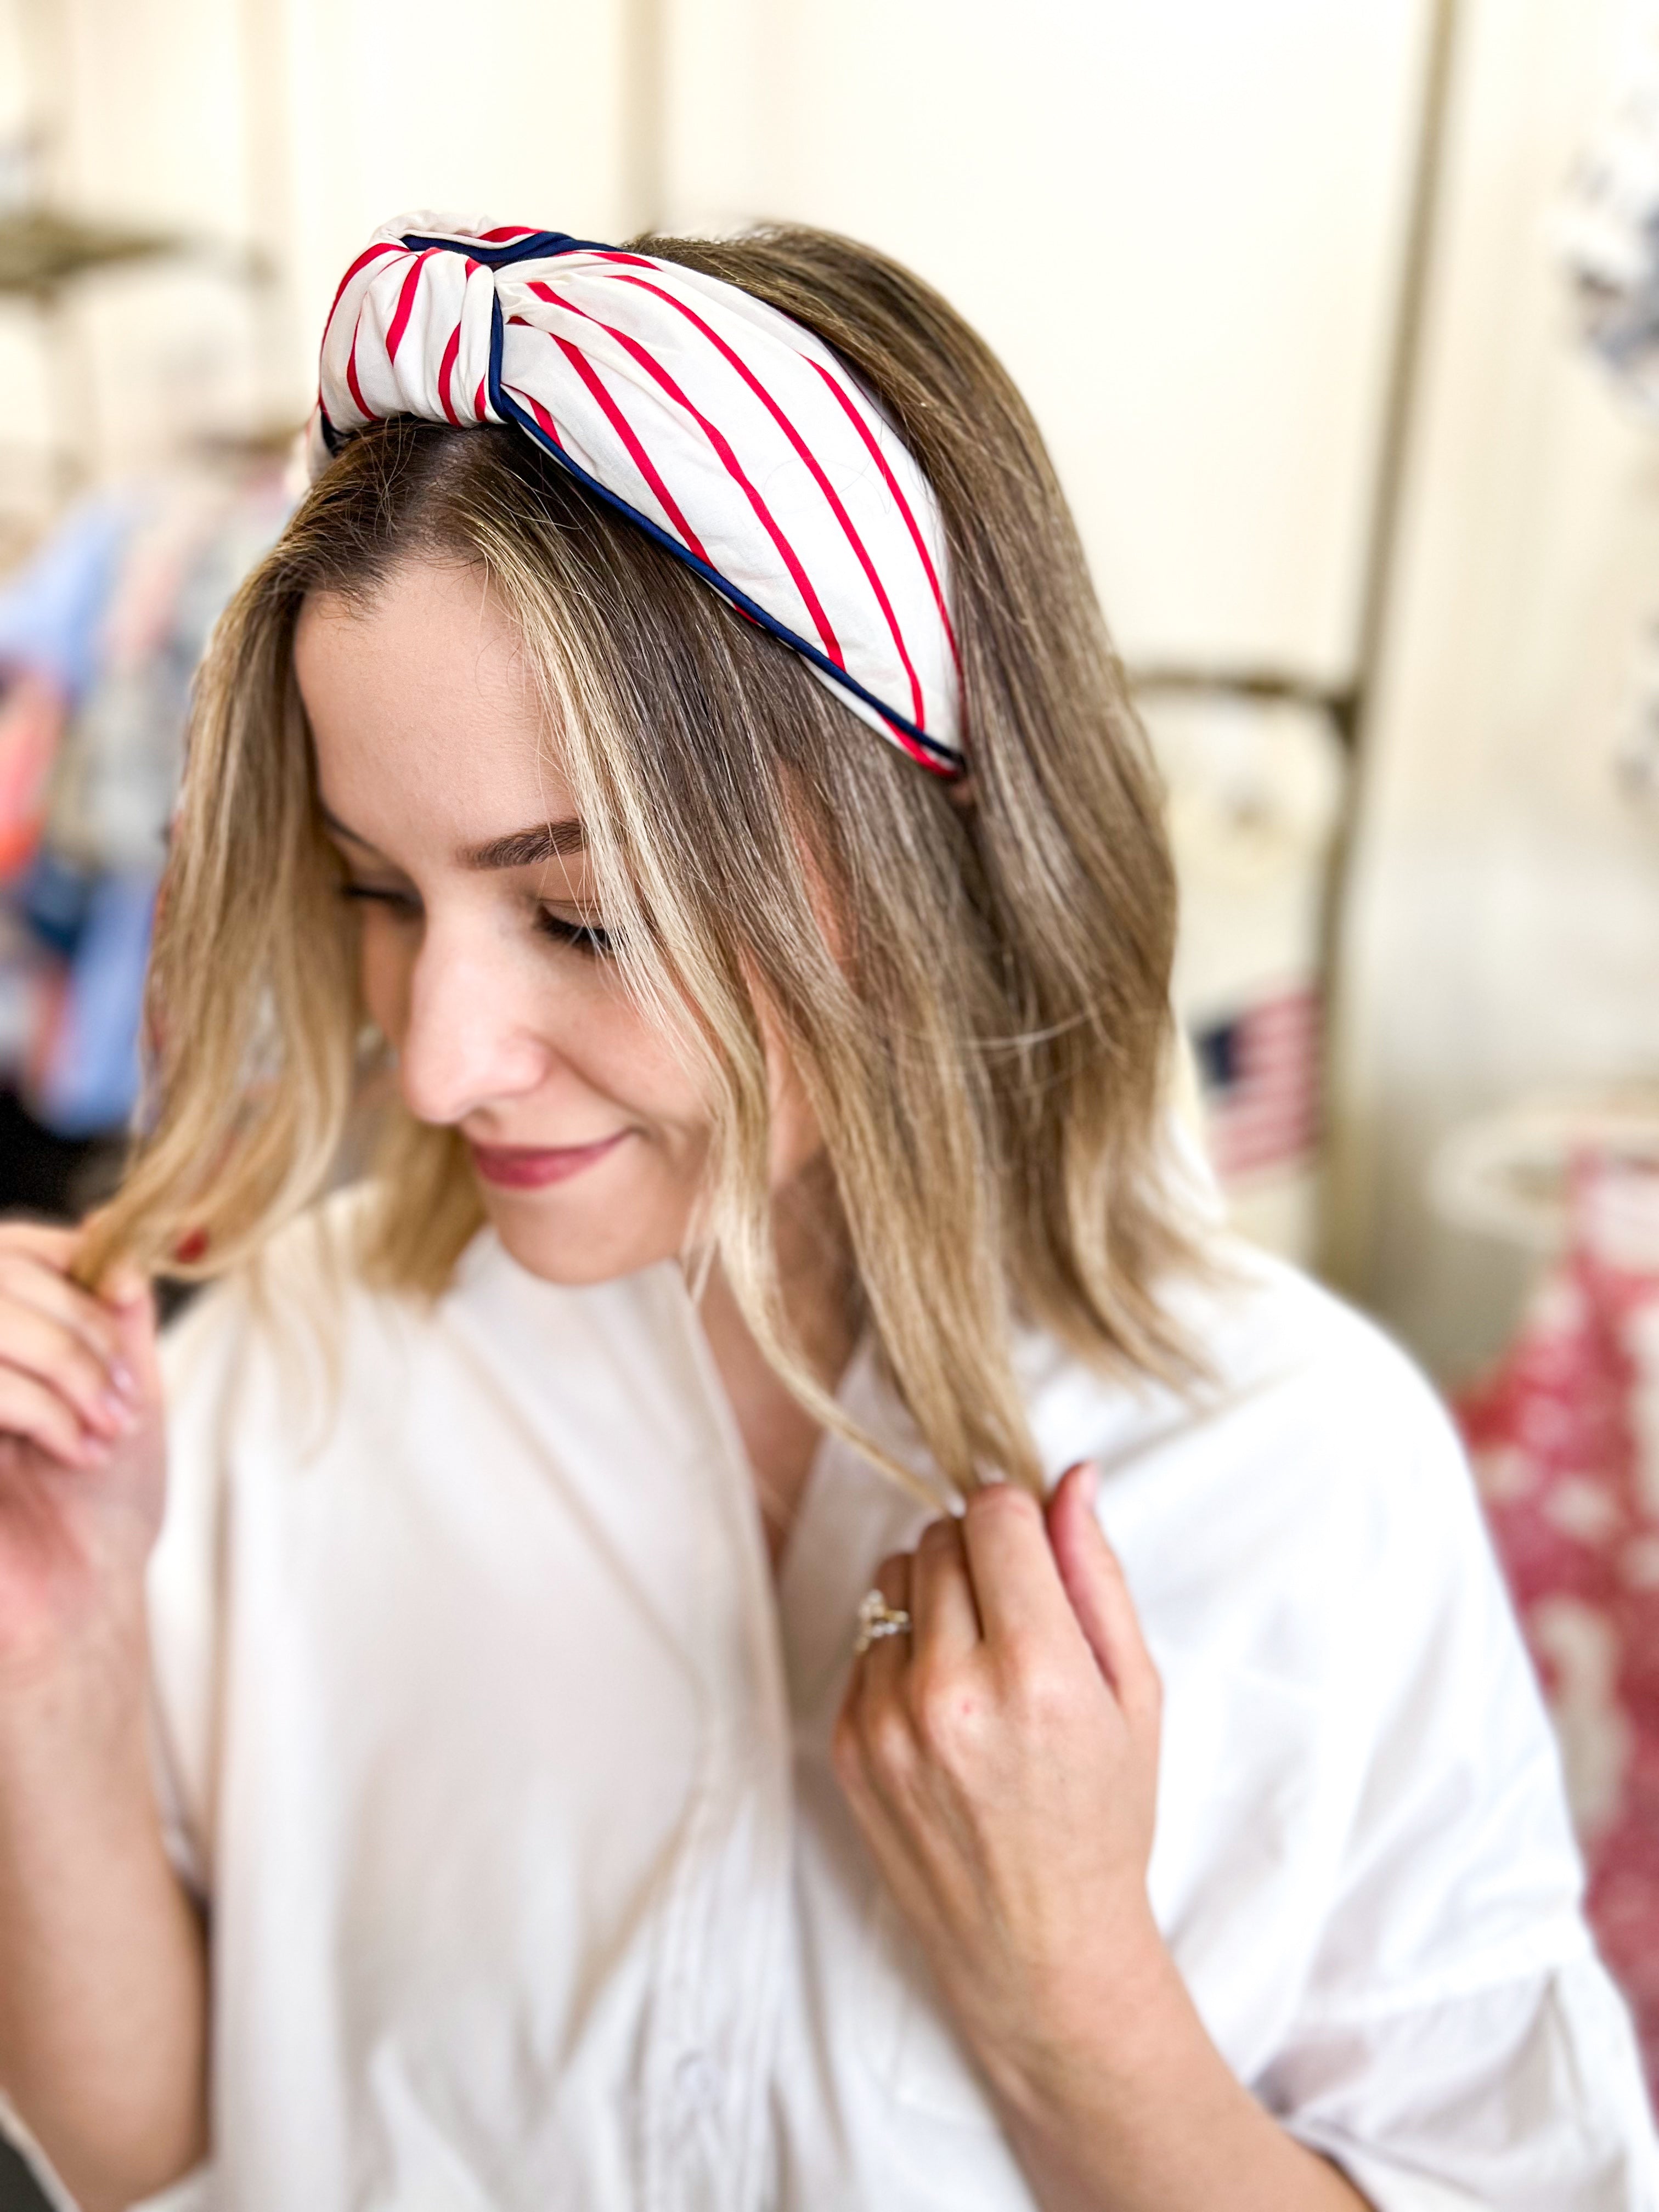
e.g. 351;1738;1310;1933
27;871;161;1137
0;672;65;879
1459;1149;1659;2101
1558;0;1659;411
5;1196;1649;2211
46;466;289;878
0;494;138;709
0;464;290;1135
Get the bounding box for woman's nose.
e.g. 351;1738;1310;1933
396;930;553;1125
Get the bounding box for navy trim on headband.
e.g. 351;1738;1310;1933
399;228;611;267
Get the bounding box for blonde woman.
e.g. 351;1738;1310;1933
0;219;1651;2212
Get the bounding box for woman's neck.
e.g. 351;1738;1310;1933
696;1159;858;1572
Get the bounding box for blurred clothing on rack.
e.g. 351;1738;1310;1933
1455;1136;1659;2098
0;460;291;1161
0;494;136;708
0;673;63;881
1558;2;1659;410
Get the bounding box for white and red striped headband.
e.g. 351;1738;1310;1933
307;214;964;777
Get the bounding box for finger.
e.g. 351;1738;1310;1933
0;1250;129;1378
0;1221;80;1267
1046;1464;1159;1725
0;1305;134;1438
107;1276;161;1403
854;1548;913;1699
909;1515;980;1663
0;1222;144;1372
98;1256;152;1312
959;1479;1074;1650
0;1365;108;1467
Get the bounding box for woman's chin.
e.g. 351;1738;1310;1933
478;1184;681;1289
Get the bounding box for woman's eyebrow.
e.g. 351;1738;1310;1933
460;821;588;870
318;804;381;854
317;805;587;871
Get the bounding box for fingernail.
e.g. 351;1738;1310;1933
99;1390;139;1431
105;1263;146;1307
1078;1461;1101;1504
109;1361;139;1402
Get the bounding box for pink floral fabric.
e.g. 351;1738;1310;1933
1459;1155;1659;2095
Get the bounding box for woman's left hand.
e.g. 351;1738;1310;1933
834;1466;1375;2212
832;1463;1169;2107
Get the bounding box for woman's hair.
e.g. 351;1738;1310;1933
81;224;1205;1498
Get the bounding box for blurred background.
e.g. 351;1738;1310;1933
5;0;1659;2182
9;0;1657;1376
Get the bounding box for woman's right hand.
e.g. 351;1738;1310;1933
0;1221;166;1673
0;1223;205;2211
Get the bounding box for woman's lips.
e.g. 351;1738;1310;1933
469;1131;629;1189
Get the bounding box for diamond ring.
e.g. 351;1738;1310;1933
854;1588;913;1656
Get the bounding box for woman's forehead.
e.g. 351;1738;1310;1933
296;562;583;859
296;557;523;703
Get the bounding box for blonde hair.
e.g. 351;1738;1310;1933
81;224;1204;1499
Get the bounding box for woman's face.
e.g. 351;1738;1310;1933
295;555;820;1286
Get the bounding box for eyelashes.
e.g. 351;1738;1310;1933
337;882;615;960
534;909;616;958
338;882;419;916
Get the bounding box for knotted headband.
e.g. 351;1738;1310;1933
308;214;964;776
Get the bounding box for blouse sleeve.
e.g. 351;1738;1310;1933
1260;1358;1659;2208
1275;1960;1654;2209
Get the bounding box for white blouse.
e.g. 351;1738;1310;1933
25;1198;1659;2209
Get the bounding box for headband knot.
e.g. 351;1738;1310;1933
309;213;964;776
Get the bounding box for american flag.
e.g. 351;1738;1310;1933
1193;988;1322;1184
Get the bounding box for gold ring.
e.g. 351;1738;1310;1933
854;1588;913;1655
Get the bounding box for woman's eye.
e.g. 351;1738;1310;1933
339;881;421;919
336;880;611;957
537;907;615;958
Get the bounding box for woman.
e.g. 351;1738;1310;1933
0;216;1650;2212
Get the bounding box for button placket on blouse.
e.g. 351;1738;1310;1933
640;1276;797;2212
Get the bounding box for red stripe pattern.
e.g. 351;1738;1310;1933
307;211;963;774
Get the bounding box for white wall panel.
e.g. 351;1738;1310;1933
1329;0;1659;1378
663;0;1431;685
276;0;632;420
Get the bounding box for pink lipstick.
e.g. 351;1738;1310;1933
469;1131;629;1189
